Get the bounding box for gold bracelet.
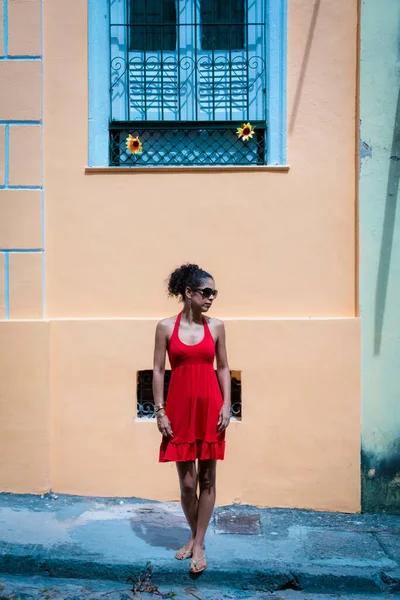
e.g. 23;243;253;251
154;403;164;413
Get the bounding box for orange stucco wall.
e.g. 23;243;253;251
50;318;360;511
0;0;361;511
0;322;50;492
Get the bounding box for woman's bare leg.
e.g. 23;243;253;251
175;461;198;557
191;459;216;570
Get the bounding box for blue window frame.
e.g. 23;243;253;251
88;0;287;167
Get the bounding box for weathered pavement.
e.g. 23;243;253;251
0;574;399;600
0;493;399;595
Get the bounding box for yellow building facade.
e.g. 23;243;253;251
0;0;360;511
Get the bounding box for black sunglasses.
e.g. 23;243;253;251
193;287;218;299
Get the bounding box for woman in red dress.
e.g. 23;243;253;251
152;264;231;574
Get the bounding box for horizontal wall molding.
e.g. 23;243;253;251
9;316;359;323
0;120;41;125
0;56;41;61
85;165;290;175
0;186;43;190
0;249;43;253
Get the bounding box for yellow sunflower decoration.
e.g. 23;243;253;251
236;122;255;142
126;134;143;154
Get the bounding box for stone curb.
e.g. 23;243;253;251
1;553;399;594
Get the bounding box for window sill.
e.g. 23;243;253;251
85;165;290;174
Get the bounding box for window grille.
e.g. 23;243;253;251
110;120;266;166
137;369;242;419
109;0;267;166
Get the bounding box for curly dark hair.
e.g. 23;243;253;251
167;263;213;301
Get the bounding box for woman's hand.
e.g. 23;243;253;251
157;414;174;438
217;404;231;432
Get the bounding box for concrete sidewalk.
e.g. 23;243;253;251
0;493;399;595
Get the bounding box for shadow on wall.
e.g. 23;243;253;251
361;438;400;514
289;0;321;133
374;85;400;355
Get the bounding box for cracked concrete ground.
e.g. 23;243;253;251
0;574;399;600
0;494;399;595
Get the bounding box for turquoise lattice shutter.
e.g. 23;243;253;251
128;0;179;120
110;0;266;123
196;0;266;122
111;0;181;121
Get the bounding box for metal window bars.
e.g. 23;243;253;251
137;369;242;419
109;0;267;166
110;120;266;166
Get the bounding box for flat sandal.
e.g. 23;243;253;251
175;542;206;560
190;555;207;574
175;544;193;560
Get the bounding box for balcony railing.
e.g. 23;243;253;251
110;120;266;166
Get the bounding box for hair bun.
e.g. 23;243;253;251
167;263;212;301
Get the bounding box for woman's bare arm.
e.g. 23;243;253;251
152;320;173;438
152;321;168;405
215;320;231;432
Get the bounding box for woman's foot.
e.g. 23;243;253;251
175;539;194;560
190;545;207;574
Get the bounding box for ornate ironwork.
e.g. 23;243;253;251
137;369;171;418
110;54;267;122
230;373;242;418
109;0;268;165
137;369;242;419
110;120;266;166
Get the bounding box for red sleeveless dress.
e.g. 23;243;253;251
159;311;226;462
